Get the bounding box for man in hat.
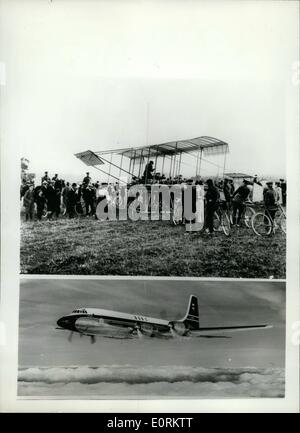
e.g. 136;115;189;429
232;179;250;226
66;183;77;218
82;183;96;216
264;181;277;225
35;187;46;221
41;171;50;184
143;160;155;183
83;172;91;186
23;184;35;221
45;180;56;219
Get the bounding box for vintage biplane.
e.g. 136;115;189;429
75;136;229;185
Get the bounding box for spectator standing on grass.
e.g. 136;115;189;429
62;182;70;211
53;175;63;192
263;181;277;224
232;179;250;226
66;183;77;218
20;180;29;199
23;184;35;221
45;181;56;219
204;179;219;235
41;180;48;191
35;188;46;220
82;184;96;216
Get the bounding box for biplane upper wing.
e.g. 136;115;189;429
93;136;229;160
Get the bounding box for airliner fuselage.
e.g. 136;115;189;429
56;295;271;343
57;307;172;338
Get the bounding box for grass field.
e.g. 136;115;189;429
20;217;286;278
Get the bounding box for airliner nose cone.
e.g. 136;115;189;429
57;316;76;331
57;317;65;328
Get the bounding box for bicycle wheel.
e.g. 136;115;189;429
221;212;231;236
252;212;272;236
213;212;221;231
244;206;255;228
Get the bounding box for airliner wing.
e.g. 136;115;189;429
190;324;272;337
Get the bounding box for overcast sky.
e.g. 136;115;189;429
19;278;285;368
1;1;298;182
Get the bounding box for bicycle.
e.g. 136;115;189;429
251;203;286;236
213;201;231;236
229;200;255;228
243;201;256;228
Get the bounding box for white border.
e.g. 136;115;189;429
0;0;299;413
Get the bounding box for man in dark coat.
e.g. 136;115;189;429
143;161;155;183
264;181;277;224
45;181;56;219
204;179;220;234
23;185;35;221
35;188;46;220
232;179;250;226
82;184;96;216
83;172;91;186
66;183;77;218
41;171;50;184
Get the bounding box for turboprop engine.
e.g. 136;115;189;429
75;317;101;333
139;323;154;337
171;321;188;336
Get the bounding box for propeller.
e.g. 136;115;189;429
67;331;73;342
90;335;96;344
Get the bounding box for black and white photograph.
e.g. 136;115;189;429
0;0;299;414
15;1;292;279
18;278;285;399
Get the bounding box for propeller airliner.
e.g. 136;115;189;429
56;295;272;344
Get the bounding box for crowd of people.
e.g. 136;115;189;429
21;171;101;220
20;169;287;235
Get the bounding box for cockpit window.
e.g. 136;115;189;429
72;309;87;314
